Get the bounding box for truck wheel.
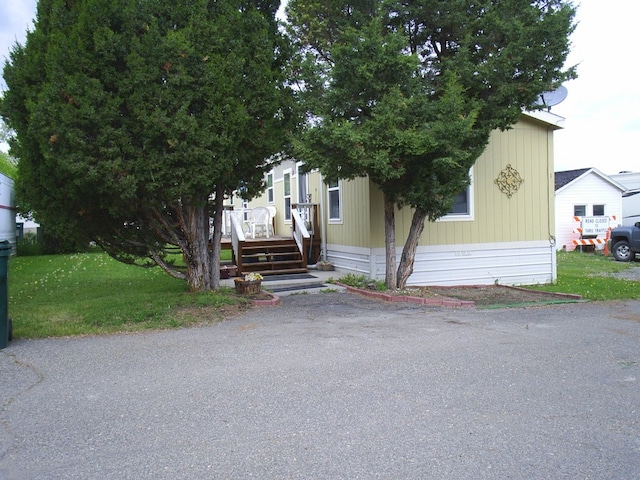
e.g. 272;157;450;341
612;240;632;262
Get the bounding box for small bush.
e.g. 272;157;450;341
17;233;46;256
17;228;94;256
338;273;386;291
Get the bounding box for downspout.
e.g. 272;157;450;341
319;172;327;261
548;126;558;283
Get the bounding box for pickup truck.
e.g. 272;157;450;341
609;222;640;262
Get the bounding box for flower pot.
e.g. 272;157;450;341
234;278;262;295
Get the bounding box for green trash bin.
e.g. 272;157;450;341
0;240;13;349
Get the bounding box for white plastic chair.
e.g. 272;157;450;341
267;206;277;222
248;207;272;238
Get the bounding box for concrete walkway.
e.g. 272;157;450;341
1;295;639;479
221;268;345;296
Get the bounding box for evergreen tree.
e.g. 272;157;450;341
287;0;576;288
1;0;295;290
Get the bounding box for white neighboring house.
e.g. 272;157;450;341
609;171;640;226
0;173;16;252
16;215;39;235
554;168;625;251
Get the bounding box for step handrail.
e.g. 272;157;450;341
229;212;246;272
291;208;310;266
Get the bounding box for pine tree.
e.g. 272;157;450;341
287;0;576;288
1;0;296;290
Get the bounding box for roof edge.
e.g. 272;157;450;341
555;167;628;194
523;110;565;130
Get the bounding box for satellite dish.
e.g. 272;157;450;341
534;85;568;110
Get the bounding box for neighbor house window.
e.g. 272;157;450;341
328;180;341;222
574;205;586;217
266;172;274;204
593;204;605;216
283;170;292;221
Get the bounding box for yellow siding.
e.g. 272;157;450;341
242;161;372;245
235;115;555;250
326;176;371;248
366;116;555;248
244;163;297;236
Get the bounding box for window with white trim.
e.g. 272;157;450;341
266;172;274;204
297;163;308;203
574;205;586;217
283;170;292;221
328;180;341;222
242;199;249;222
449;190;470;215
593;204;605;216
440;169;474;221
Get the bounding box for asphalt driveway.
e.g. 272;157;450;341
1;294;639;479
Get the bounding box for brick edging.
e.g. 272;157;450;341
251;291;282;307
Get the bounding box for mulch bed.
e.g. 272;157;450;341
340;283;582;308
427;285;582;307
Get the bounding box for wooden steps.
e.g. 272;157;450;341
237;238;307;276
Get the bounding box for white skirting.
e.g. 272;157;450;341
325;241;557;286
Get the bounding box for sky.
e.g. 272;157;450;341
1;0;638;175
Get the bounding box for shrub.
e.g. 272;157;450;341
338;273;386;291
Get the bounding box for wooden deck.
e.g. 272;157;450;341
221;235;321;276
221;204;322;277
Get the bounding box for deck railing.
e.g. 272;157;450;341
291;203;318;235
229;211;246;273
222;207;252;236
291;208;310;267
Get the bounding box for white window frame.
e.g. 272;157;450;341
266;172;274;205
574;205;586;217
242;198;249;222
283;169;292;222
438;169;474;222
297;162;309;203
327;179;342;224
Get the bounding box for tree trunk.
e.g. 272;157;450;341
183;202;212;291
384;194;397;290
396;207;427;289
210;185;224;290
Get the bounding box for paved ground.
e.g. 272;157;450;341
1;294;639;479
612;264;640;281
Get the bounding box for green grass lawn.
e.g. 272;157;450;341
9;251;243;339
7;249;639;339
531;250;640;301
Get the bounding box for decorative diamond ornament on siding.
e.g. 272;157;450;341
495;164;524;198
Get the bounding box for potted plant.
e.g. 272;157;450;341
234;272;263;294
316;260;334;271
